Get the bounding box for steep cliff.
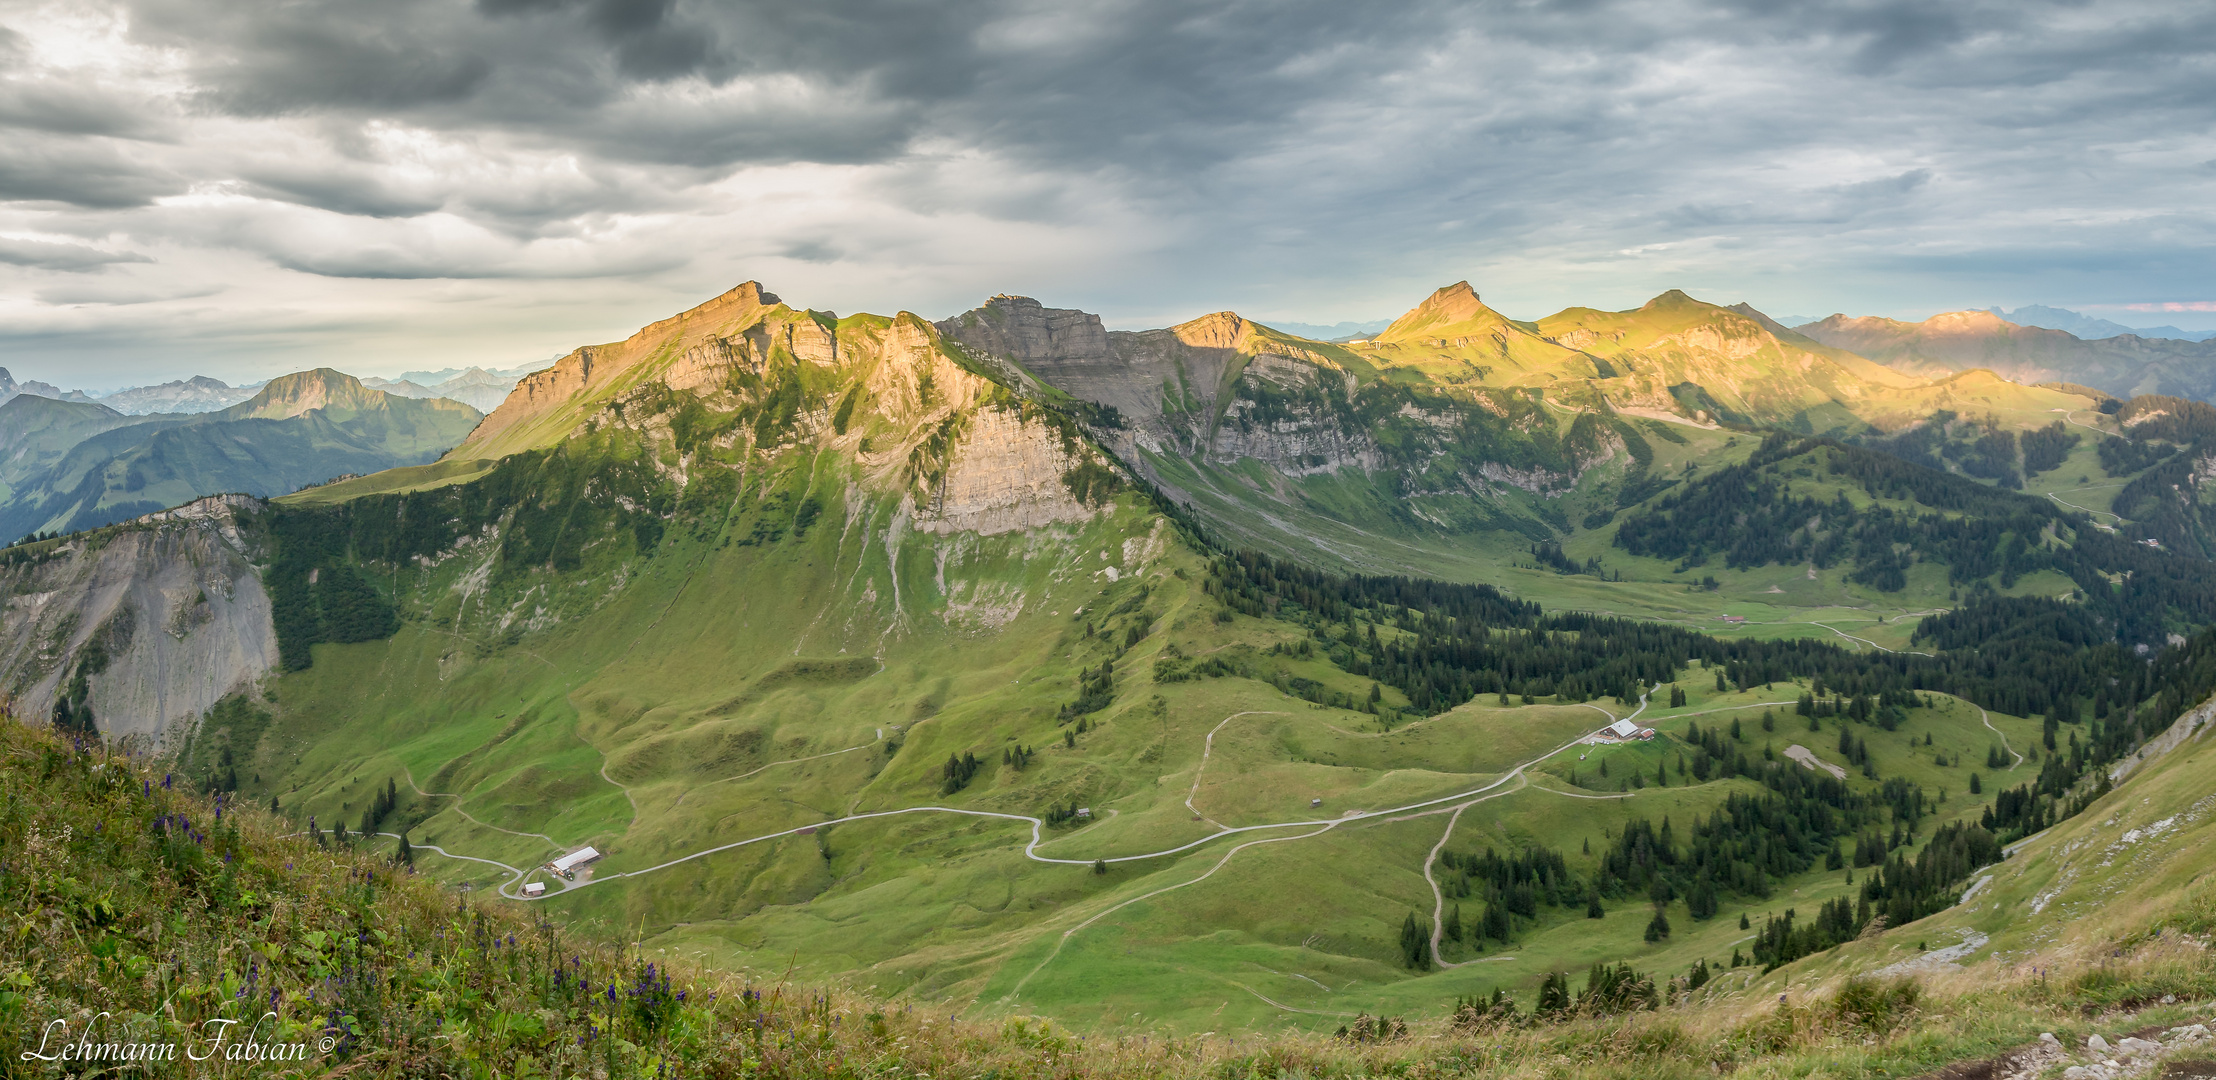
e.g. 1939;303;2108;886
938;292;1631;564
0;494;275;744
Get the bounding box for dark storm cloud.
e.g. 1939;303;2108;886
2;0;2214;380
0;237;152;271
240;168;448;219
0;83;165;138
0;139;183;208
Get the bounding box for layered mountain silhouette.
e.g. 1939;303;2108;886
1985;304;2216;343
1796;310;2216;402
98;376;261;415
0;369;481;541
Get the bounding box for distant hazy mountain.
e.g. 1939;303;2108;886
1796;310;2216;401
0;368;99;406
363;364;537;413
1985;304;2216;343
386;359;555;386
0;369;481;541
1264;318;1394;341
97;376;261;415
0;396;166;505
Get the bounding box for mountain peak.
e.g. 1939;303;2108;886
1168;311;1254;350
1377;281;1511;341
1925;309;2017;334
223;368;392;421
1642;289;1701;310
1727;302;1802;340
936;295;1110;367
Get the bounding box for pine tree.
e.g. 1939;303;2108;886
1715;670;1728;692
1093;858;1107;875
1399;913;1431;969
1644;908;1671;942
1537;971;1571;1016
396;832;415;866
1739;912;1751;930
1586;889;1604;919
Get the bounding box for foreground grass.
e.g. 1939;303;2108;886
7;718;2214;1078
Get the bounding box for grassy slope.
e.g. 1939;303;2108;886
230;453;2062;1034
1145;412;2123;657
14;714;2216;1080
1107;295;2127;657
164;284;2194;1038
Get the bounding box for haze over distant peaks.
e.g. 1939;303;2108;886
1984;304;2216;343
1796;309;2216;402
1265;317;1392;341
99;375;259;415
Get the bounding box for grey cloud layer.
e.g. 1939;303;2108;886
1;0;2213;381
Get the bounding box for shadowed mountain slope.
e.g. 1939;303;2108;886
0;370;480;540
1798;310;2216;402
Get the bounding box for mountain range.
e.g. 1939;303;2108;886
1796;309;2216;402
1984;303;2216;342
0;369;482;542
361;360;556;412
0;357;553;419
4;278;2215;1067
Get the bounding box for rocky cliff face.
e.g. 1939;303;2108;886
458;282;788;459
939;297;1385;473
0;494;275;744
936;294;1611;511
423;283;1120;563
908;408;1099;536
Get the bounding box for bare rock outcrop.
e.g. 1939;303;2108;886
911;408;1098;536
0;495;275;743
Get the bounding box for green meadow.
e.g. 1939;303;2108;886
228;465;2052;1034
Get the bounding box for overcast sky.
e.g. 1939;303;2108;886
2;0;2213;387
